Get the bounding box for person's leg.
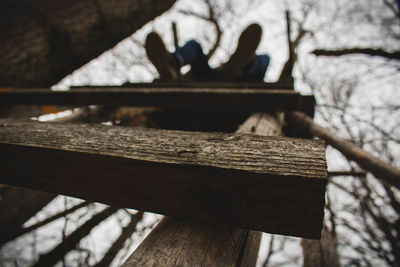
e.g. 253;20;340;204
145;32;178;81
221;23;262;78
240;54;270;82
175;40;222;81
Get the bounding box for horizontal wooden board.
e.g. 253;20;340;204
0;88;300;112
100;81;294;89
0;120;327;238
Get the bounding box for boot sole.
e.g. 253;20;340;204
223;24;262;77
145;32;177;81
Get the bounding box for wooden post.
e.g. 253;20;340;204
301;226;340;267
121;112;296;267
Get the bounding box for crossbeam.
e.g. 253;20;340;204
0;88;300;112
0;119;327;238
116;81;294;89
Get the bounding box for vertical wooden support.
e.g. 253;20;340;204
301;226;340;267
122;112;284;267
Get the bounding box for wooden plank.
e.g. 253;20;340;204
108;81;294;89
0;119;327;238
123;113;286;267
122;217;251;267
0;88;300;112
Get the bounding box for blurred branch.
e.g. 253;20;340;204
204;0;222;59
262;235;275;267
94;211;144;267
328;171;367;177
383;0;400;20
287;111;400;190
178;0;222;60
278;10;310;83
33;207;118;267
0;201;91;246
312;48;400;60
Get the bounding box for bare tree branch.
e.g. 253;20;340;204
177;0;223;59
312;48;400;60
328;171;367;177
0;201;91;246
94;211;144;267
33;207;118;267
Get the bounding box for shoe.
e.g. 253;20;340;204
145;32;179;81
221;23;262;77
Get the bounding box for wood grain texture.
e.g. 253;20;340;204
0;88;300;112
122;217;251;267
123;113;286;267
0;119;327;238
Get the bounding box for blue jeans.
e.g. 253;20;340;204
174;40;270;82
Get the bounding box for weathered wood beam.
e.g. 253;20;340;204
119;81;294;89
0;88;300;112
124;113;284;267
287;111;400;189
0;119;327;238
122;217;257;267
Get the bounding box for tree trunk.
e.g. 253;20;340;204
0;0;176;87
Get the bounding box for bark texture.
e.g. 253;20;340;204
0;0;176;87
